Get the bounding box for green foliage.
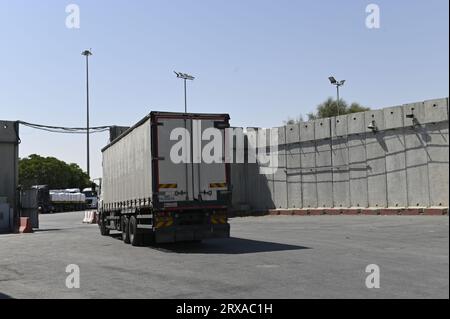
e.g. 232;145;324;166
286;98;371;123
19;154;90;190
284;115;305;125
311;98;370;119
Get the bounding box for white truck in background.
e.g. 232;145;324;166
82;187;98;209
97;111;232;246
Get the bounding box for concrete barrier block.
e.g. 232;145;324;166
332;115;348;137
315;118;331;140
286;124;302;208
426;122;449;207
300;121;315;142
365;109;385;133
423;98;448;124
332;136;350;208
365;131;388;208
404;126;430;207
273;163;287;209
348;135;368;208
300;141;317;208
384;105;404;130
315;139;333;208
384;130;408;208
272;127;287;209
403;102;425;127
348;112;366;135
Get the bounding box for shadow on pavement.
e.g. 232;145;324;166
150;237;310;254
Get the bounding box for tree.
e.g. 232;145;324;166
284;115;305;125
19;154;90;190
312;98;370;119
286;98;370;123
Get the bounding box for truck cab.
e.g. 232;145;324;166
82;187;98;209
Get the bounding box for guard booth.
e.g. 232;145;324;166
0;121;20;233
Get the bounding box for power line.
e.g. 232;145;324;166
18;121;111;134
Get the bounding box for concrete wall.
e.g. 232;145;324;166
0;121;19;233
231;98;449;211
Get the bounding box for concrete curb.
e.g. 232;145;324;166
230;208;448;217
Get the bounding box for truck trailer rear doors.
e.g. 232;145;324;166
153;114;229;206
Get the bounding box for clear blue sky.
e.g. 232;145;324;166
0;0;448;179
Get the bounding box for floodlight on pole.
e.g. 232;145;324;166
174;71;195;113
329;76;346;117
82;49;93;177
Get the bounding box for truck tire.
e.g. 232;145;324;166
99;215;110;236
129;216;143;246
122;216;130;244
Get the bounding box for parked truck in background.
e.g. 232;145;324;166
20;186;86;216
98;111;232;246
82;187;98;209
50;189;86;212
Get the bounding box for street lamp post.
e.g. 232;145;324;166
174;71;195;113
328;76;346;209
328;76;346;117
82;49;93;177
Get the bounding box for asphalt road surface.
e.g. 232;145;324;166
0;212;448;299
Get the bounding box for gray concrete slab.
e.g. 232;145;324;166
0;212;448;299
404;126;430;207
426;122;449;207
384;105;404;130
348;112;366;135
348;135;368;208
273;127;287;209
300;141;317;208
286;125;302;209
384;130;408;208
423;98;448;124
364;131;388;208
316;140;333;208
332;136;350;208
332;115;348;138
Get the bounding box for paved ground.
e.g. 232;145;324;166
0;212;448;299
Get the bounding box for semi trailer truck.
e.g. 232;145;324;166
20;186;86;214
98;111;232;246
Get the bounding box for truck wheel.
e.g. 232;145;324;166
121;216;130;244
99;214;110;236
129;216;143;246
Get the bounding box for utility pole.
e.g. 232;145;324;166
82;49;93;177
174;71;195;113
328;76;346;117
